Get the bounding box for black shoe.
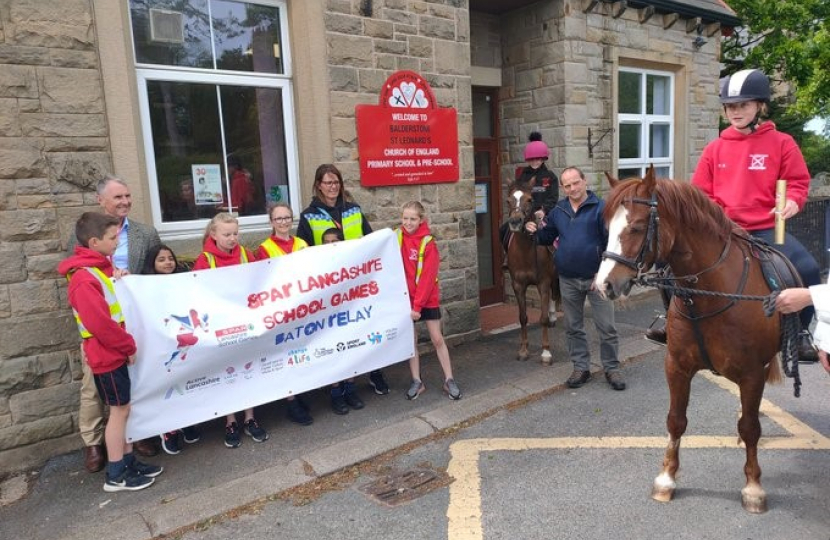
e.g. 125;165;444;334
645;327;667;345
331;389;350;415
605;371;626;391
368;370;390;395
182;425;201;444
342;382;364;410
566;370;591;389
286;398;313;426
797;330;818;363
160;431;181;455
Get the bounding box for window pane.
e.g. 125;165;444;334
617;168;642;180
131;0;213;69
220;85;287;215
212;0;284;74
619;123;641;159
147;81;224;222
131;0;284;74
647;75;671;115
472;91;493;138
655;166;671;178
474;150;491;177
618;71;641;114
649;123;670;158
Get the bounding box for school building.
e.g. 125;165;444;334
0;0;740;471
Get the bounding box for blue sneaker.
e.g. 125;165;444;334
182;425;201;444
160;431;181;455
225;422;242;448
104;469;154;492
243;418;269;443
128;459;163;478
369;370;389;395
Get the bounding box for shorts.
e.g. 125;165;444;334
419;307;441;321
93;363;131;406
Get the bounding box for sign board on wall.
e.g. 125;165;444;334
356;70;459;187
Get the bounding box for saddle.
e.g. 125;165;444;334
746;235;804;292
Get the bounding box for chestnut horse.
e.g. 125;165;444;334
504;181;560;364
595;168;782;513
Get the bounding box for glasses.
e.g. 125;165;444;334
271;216;292;223
319;180;340;187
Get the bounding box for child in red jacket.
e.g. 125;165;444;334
193;212;268;448
58;212;163;492
397;201;462;401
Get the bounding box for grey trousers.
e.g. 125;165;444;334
559;276;619;373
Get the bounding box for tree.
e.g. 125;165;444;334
722;0;830;118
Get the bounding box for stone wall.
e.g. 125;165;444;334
322;0;479;340
0;0;112;475
499;0;722;192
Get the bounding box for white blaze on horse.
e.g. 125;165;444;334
504;179;560;364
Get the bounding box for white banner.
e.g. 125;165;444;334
117;229;414;441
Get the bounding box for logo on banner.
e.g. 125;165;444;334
216;323;255;347
287;348;310;366
385;327;399;341
368;331;382;345
339;337;367;350
164;309;210;371
314;346;335;358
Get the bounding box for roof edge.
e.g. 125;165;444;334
629;0;742;27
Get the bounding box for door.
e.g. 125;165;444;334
473;87;503;305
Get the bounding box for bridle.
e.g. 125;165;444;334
601;190;659;281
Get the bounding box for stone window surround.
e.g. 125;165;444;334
92;0;330;242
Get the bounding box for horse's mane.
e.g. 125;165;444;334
604;178;735;243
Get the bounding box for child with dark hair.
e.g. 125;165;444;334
58;212;163;492
141;244;202;454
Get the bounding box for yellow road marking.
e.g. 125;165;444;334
446;375;830;540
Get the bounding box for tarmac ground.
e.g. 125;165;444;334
0;290;669;540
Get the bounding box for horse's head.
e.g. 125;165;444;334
506;179;535;233
595;167;662;299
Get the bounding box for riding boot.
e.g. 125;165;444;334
797;329;818;363
644;267;672;346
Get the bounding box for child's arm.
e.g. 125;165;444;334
69;272;136;357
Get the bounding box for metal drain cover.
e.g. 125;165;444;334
359;468;452;507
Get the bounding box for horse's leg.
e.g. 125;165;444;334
538;278;552;366
513;280;529;361
652;353;692;503
549;264;560;327
737;375;767;513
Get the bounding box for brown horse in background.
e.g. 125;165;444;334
595;167;782;513
504;180;560;364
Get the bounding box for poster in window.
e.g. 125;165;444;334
192;164;223;205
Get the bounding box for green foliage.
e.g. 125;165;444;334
723;0;830;117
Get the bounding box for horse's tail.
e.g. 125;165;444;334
766;354;783;385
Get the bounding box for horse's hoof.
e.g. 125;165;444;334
651;473;676;503
517;353;529;361
741;486;767;514
541;350;552;366
650;486;674;503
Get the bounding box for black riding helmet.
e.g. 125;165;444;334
719;69;770;132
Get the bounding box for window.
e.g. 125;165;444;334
617;68;674;180
129;0;296;234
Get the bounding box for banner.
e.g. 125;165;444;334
117;229;414;441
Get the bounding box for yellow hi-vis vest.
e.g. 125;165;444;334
396;228;435;285
68;267;124;339
307;206;365;245
202;249;250;268
259;236;308;258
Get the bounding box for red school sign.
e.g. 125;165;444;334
356;70;459;187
